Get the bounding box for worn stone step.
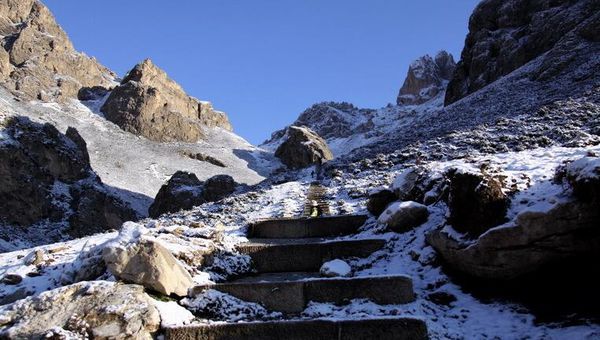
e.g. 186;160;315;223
192;274;415;314
237;238;385;272
165;317;428;340
248;214;369;238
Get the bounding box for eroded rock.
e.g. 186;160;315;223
274;126;333;169
397;51;456;105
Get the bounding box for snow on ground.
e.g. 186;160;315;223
0;88;281;216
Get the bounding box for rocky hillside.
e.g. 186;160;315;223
445;0;600;104
397;51;455;105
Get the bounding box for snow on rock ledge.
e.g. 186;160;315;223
320;259;352;277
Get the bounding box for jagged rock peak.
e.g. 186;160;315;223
444;0;600;105
101;59;232;143
397;50;456;106
0;0;116;101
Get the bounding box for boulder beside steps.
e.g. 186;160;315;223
165;214;427;339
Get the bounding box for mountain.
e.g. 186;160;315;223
397;51;456;105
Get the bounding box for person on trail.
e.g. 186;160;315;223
310;200;321;217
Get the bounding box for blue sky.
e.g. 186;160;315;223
44;0;480;144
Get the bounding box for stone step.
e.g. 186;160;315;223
191;274;415;314
248;214;369;238
237;238;385;272
165;317;428;340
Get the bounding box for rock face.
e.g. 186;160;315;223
103;224;193;297
397;51;456;105
0;116;137;245
274;126;334;169
446;169;509;237
101;59;232;142
445;0;600;105
148;171;237;218
378;201;429;233
0;281;160;339
0;0;116;101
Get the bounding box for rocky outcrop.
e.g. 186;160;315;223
101;59;232;142
103;223;193;297
274;126;333;169
0;281;160;339
0;116;137;245
445;0;600;105
397;51;456;105
148;171;237;218
446;169;509;237
366;189;397;217
0;0;116;101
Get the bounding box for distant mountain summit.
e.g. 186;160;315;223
397;51;456;106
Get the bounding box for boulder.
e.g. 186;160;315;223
378;201;429;233
397;51;456;105
0;0;116;101
446;169;508;237
148;171;204;218
428;200;600;280
392;166;429;202
101;59;231;142
274;126;333;169
102;223;193;297
202;174;236;202
565;156;600;202
0;281;160;339
366;189;397;217
445;0;600;105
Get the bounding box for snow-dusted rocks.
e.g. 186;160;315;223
378;201;429;233
320;259;352;277
0;116;137;249
445;0;600;105
0;0;116;101
366;188;397;217
0;281;160;339
101;59;231;143
148;171;237;218
565;156;600;202
275;126;334;169
446;168;509;237
102;223;193;297
397;51;456;106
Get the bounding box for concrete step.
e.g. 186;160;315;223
248;214;369;238
237;238;385;272
191;274;415;314
165;317;428;340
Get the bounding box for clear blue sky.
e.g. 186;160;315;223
43;0;480;144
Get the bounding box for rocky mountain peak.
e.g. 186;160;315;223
397;50;456;105
0;0;116;101
101;59;232;143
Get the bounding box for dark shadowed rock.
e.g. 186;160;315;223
275;126;333;169
203;174;236;202
446;169;508;237
148;171;204;218
397;51;456;105
378;201;429;233
445;0;600;105
565;156;600;203
101;59;231;142
367;189;397;217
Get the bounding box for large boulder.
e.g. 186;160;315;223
148;172;237;218
378;201;429;233
565;156;600;202
274;126;333;169
446;169;508;237
0;0;116;101
148;171;204;218
0;116;137;246
102;223;193;297
445;0;600;105
0;281;160;339
397;51;456;105
366;188;397;217
101;59;231;142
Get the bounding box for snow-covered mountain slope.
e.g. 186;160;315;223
0;87;280;215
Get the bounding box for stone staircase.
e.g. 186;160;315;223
165;214;428;339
